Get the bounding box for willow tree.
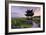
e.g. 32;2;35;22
25;9;34;20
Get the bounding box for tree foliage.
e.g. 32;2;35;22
25;9;34;16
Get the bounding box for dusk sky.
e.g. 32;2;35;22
11;6;41;18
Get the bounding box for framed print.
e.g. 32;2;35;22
5;0;45;34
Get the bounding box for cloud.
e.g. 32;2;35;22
11;6;41;18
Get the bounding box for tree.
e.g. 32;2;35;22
25;9;34;20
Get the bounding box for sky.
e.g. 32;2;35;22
11;6;41;18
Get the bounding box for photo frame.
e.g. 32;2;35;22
5;0;45;34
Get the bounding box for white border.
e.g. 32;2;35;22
8;3;43;32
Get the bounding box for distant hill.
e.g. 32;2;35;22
33;16;40;18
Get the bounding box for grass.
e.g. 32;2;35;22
11;18;32;28
11;16;40;28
